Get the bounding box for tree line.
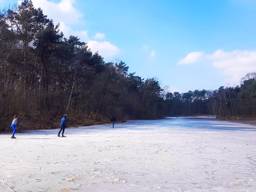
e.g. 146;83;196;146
0;0;167;131
1;0;255;132
209;73;256;118
164;73;256;119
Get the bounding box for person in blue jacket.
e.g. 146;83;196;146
58;114;68;137
10;115;18;139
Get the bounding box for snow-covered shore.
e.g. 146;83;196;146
0;117;256;192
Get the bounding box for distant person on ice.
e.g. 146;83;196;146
111;116;116;128
10;115;18;139
58;114;68;137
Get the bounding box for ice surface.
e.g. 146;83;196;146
0;117;256;192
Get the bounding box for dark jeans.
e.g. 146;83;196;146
58;125;66;136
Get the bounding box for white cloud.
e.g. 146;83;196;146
58;21;88;41
87;40;120;60
179;49;256;85
27;0;87;41
18;0;120;60
178;51;204;65
32;0;81;25
88;32;120;59
94;32;106;41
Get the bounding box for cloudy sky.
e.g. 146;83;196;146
1;0;256;92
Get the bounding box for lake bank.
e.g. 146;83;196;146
216;116;256;127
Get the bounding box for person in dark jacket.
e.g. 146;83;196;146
110;116;116;128
58;114;68;137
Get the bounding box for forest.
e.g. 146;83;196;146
165;74;256;119
0;0;256;132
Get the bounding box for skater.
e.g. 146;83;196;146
58;114;68;137
10;115;18;139
110;116;116;128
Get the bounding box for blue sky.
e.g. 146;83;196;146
1;0;256;92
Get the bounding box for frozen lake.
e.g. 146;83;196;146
1;117;256;192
